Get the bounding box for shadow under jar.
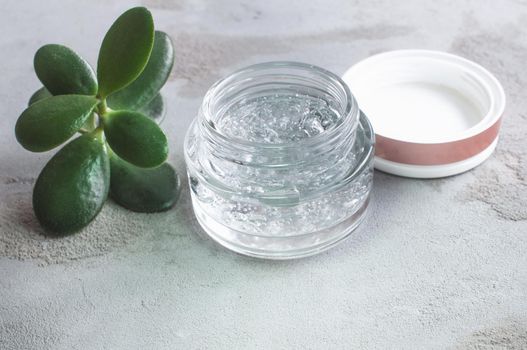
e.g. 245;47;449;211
184;62;375;259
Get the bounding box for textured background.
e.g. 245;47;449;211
1;0;526;349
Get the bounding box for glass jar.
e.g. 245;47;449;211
184;62;375;259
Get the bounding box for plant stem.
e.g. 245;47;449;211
98;99;108;115
93;126;106;143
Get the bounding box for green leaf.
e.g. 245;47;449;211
28;87;52;106
97;7;154;98
103;110;168;168
34;44;97;95
110;154;180;212
31;97;99;132
107;31;174;110
33;132;110;235
137;92;165;124
15;95;99;152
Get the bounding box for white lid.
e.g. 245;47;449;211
342;50;506;178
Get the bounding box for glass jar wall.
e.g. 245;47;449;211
184;62;374;259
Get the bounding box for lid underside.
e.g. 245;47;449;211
342;50;506;178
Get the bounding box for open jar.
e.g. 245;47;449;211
184;62;375;259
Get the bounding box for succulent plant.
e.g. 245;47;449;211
15;7;180;235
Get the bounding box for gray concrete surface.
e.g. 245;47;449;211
1;0;526;349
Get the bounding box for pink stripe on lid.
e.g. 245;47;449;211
375;116;502;166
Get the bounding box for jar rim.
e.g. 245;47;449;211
199;61;359;149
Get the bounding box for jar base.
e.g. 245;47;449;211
192;194;370;260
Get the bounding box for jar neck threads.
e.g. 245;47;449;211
197;62;359;168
